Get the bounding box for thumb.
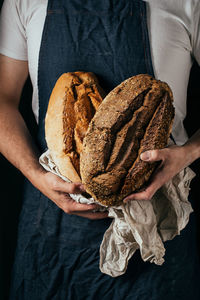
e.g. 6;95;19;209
140;149;164;162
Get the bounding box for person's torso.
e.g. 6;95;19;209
17;0;197;144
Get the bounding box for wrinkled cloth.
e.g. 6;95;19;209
39;150;195;277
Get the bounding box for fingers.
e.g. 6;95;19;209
62;197;100;213
140;148;167;162
123;148;170;202
123;186;155;202
57;192;107;217
46;172;85;194
123;164;167;203
54;180;85;194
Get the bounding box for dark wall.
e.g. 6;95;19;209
0;78;36;300
184;61;200;252
0;0;200;299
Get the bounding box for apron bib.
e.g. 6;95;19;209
37;0;154;151
9;1;200;299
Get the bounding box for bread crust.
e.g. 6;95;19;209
80;74;175;206
45;72;104;182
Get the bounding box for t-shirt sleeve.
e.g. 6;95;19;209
0;0;28;60
192;0;200;65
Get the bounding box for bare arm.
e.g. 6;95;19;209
0;55;42;181
0;55;108;219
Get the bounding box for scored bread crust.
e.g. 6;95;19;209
45;71;105;183
80;74;175;206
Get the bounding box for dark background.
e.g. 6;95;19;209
0;0;200;299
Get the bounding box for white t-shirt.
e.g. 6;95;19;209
0;0;200;145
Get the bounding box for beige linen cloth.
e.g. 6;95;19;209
39;150;195;277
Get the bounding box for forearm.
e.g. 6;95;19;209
182;128;200;165
0;101;45;186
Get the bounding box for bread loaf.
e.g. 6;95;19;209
45;71;105;182
80;74;175;206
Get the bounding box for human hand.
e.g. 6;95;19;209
123;145;191;203
36;171;108;220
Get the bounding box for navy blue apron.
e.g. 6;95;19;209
10;0;200;299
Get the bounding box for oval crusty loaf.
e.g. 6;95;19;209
45;71;105;182
80;74;175;206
